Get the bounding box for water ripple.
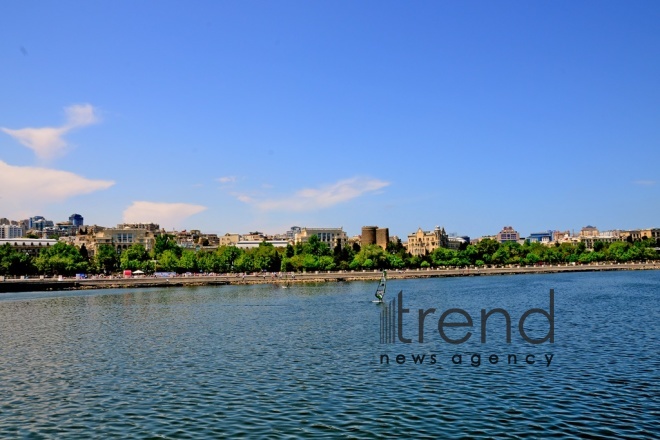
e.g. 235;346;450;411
0;272;658;437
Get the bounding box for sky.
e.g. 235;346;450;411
1;1;659;240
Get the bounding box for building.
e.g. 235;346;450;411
496;226;520;243
219;233;240;247
407;226;449;256
28;216;54;231
527;231;554;244
285;226;301;241
116;223;160;232
447;235;470;250
619;228;660;242
54;221;78;236
361;226;390;250
243;231;266;241
580;226;599;237
295;227;348;250
580;231;623;250
236;240;289;249
201;234;220;246
69;213;84;227
0;238;58;256
0;225;23;239
91;227;157;255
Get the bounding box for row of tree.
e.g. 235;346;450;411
1;235;658;277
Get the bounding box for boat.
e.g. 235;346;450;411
372;270;386;303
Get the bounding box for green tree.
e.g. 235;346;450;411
606;241;630;262
95;244;119;274
252;242;280;272
197;251;220;273
351;244;388;269
158;249;180;272
302;254;319;271
217;246;243;272
179;250;198;273
318;255;336;271
431;247;458;266
154;234;181;258
120;244;150;271
34;242;88;276
303;235;331;257
387;254;405;269
234;252;254;272
475;238;500;261
0;244;36;276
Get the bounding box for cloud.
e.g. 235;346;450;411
1;104;100;160
217;176;236;184
0;160;115;216
123;201;207;228
633;180;656;186
236;177;390;212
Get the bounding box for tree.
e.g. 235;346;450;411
303;235;331;257
475;239;500;261
158;249;180;272
197;251;220;273
318;256;336;271
431;247;458;266
34;242;88;276
351;245;388;269
179;250;198;273
252;242;280;272
387;254;405;269
0;244;36;276
95;244;119;274
79;244;89;261
217;246;243;272
120;244;150;271
302;254;319;271
234;252;254;273
386;238;406;255
154;234;180;258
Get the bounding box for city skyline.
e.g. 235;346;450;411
2;2;659;239
2;211;657;244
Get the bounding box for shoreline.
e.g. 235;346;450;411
1;262;659;293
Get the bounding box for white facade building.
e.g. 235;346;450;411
0;225;23;239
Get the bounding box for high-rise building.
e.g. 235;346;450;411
0;225;23;239
29;216;54;231
69;213;84;227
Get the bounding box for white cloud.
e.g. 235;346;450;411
633;180;656;186
217;176;236;183
236;177;390;212
0;160;115;216
1;104;100;160
123;201;207;228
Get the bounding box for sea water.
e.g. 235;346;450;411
0;271;658;437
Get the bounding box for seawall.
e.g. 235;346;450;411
1;262;659;293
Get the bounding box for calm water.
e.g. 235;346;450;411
0;271;658;438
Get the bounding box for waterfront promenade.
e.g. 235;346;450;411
1;261;659;293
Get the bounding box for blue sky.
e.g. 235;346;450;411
1;1;659;239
